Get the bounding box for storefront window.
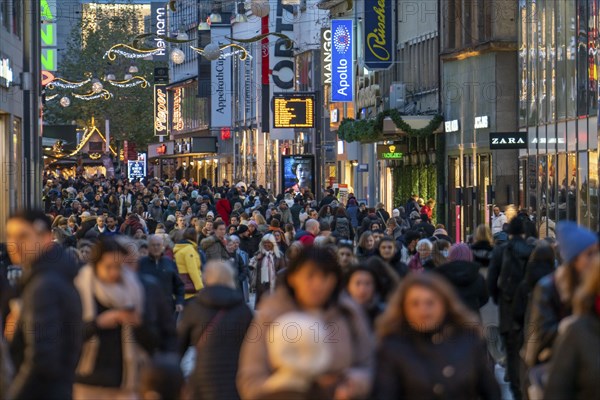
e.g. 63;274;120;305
547;0;556;123
556;0;567;120
567;152;578;220
589;150;599;231
588;0;598;116
566;0;577;118
528;0;539;124
547;154;558;223
557;153;568;220
576;0;589;116
578;151;590;226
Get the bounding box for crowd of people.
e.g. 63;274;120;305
0;172;597;399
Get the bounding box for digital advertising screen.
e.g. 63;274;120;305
281;155;315;194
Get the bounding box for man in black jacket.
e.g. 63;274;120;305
6;210;83;400
140;235;185;313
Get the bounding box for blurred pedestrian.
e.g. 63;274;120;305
173;228;203;301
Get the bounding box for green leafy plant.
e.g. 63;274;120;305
337;109;443;143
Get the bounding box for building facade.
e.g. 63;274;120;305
519;0;599;233
441;0;519;241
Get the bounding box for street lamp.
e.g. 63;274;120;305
209;12;222;23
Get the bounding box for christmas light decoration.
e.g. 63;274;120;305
72;89;113;101
46;77;91;90
106;76;149;88
104;44;165;61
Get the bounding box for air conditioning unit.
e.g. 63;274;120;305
389;82;406;111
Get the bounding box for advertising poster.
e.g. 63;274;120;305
331;19;354;102
281;155;315;194
128;160;146;181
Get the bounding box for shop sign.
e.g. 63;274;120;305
148;141;174;158
474;116;489;129
358;163;368;172
211;25;232;128
445;119;459;133
321;28;332;84
41;0;57;71
364;0;393;70
128;160;146;181
154;84;168;136
331;20;354;102
191;137;218;153
0;57;13;88
171;87;184;132
531;137;565;144
489;132;527;149
150;1;167;61
377;143;407;160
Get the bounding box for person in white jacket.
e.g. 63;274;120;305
491;206;507;236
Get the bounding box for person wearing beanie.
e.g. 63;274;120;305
433;243;489;312
524;222;599;371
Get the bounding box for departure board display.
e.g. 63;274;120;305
273;94;315;128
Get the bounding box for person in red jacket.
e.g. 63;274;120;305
215;193;232;225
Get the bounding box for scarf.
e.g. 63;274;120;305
75;265;145;390
260;251;277;293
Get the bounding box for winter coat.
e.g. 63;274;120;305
523;271;571;367
252;251;286;305
374;326;500;400
346;205;359;228
178;286;253;400
9;245;83;400
544;314;600;400
138;274;178;354
119;215;144;236
487;238;534;333
173;240;203;300
216;199;232;225
148;204;164;222
331;216;354;240
201;235;230;261
470;240;493;267
240;234;261;257
237;287;374;400
359;214;381;236
375;208;390;224
433;261;489;312
139;255;185;310
290;203;303;229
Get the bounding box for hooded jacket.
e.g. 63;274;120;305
434;261;489;312
9;245;83;400
216;198;232;225
178;286;253;400
201;235;230;261
173;240;203;299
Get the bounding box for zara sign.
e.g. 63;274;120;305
489;132;527;150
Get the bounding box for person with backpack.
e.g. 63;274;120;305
487;216;534;400
331;207;354;241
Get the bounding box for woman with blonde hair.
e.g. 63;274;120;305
374;273;500;399
249;233;286;307
252;212;268;234
471;224;494;267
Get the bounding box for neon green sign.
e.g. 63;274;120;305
41;0;57;71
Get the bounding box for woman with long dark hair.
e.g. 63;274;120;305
374;274;500;399
238;247;373;400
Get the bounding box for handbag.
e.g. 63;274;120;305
179;273;197;294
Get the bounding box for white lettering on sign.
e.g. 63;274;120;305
336;58;349;96
491;137;525;145
154;7;166;55
445;120;459;133
0;58;13;87
322;29;332;85
172;88;183;131
474;115;489;129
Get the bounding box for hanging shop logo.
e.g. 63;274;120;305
41;0;57;71
151;1;167;61
171;87;184;132
0;57;13;88
489;132;528;149
154;85;168;136
128;160;147;181
445;119;459;133
474;115;489;129
331;20;353;102
364;0;393;70
321;28;332;85
210;25;232;128
377;143;408;160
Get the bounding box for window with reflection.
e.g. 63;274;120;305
588;0;598;115
576;0;589;116
519;0;528;127
556;0;567;120
589;150;599;231
578;151;590;226
557;153;568;220
566;0;577;118
547;0;556;123
567;153;578;220
529;0;539;123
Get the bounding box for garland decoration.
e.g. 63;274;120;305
104;44;165;60
46;78;91;90
106;76;149;88
72;89;113;101
226;33;294;50
337;109;443;143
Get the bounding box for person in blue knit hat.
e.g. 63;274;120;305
523;222;599;383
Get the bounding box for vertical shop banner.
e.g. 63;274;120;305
321;28;332;85
41;0;58;71
364;0;393;70
154;84;168;136
211;25;233;128
151;1;167;61
269;0;295;139
331;20;354;102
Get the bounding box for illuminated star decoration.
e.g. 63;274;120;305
72;89;113;101
106;76;149;88
46;77;91;90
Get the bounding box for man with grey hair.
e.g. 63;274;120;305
225;235;250;302
299;219;320;246
139;234;185;313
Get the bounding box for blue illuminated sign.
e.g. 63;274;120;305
331;19;353;103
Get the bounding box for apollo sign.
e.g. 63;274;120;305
331;20;354;102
